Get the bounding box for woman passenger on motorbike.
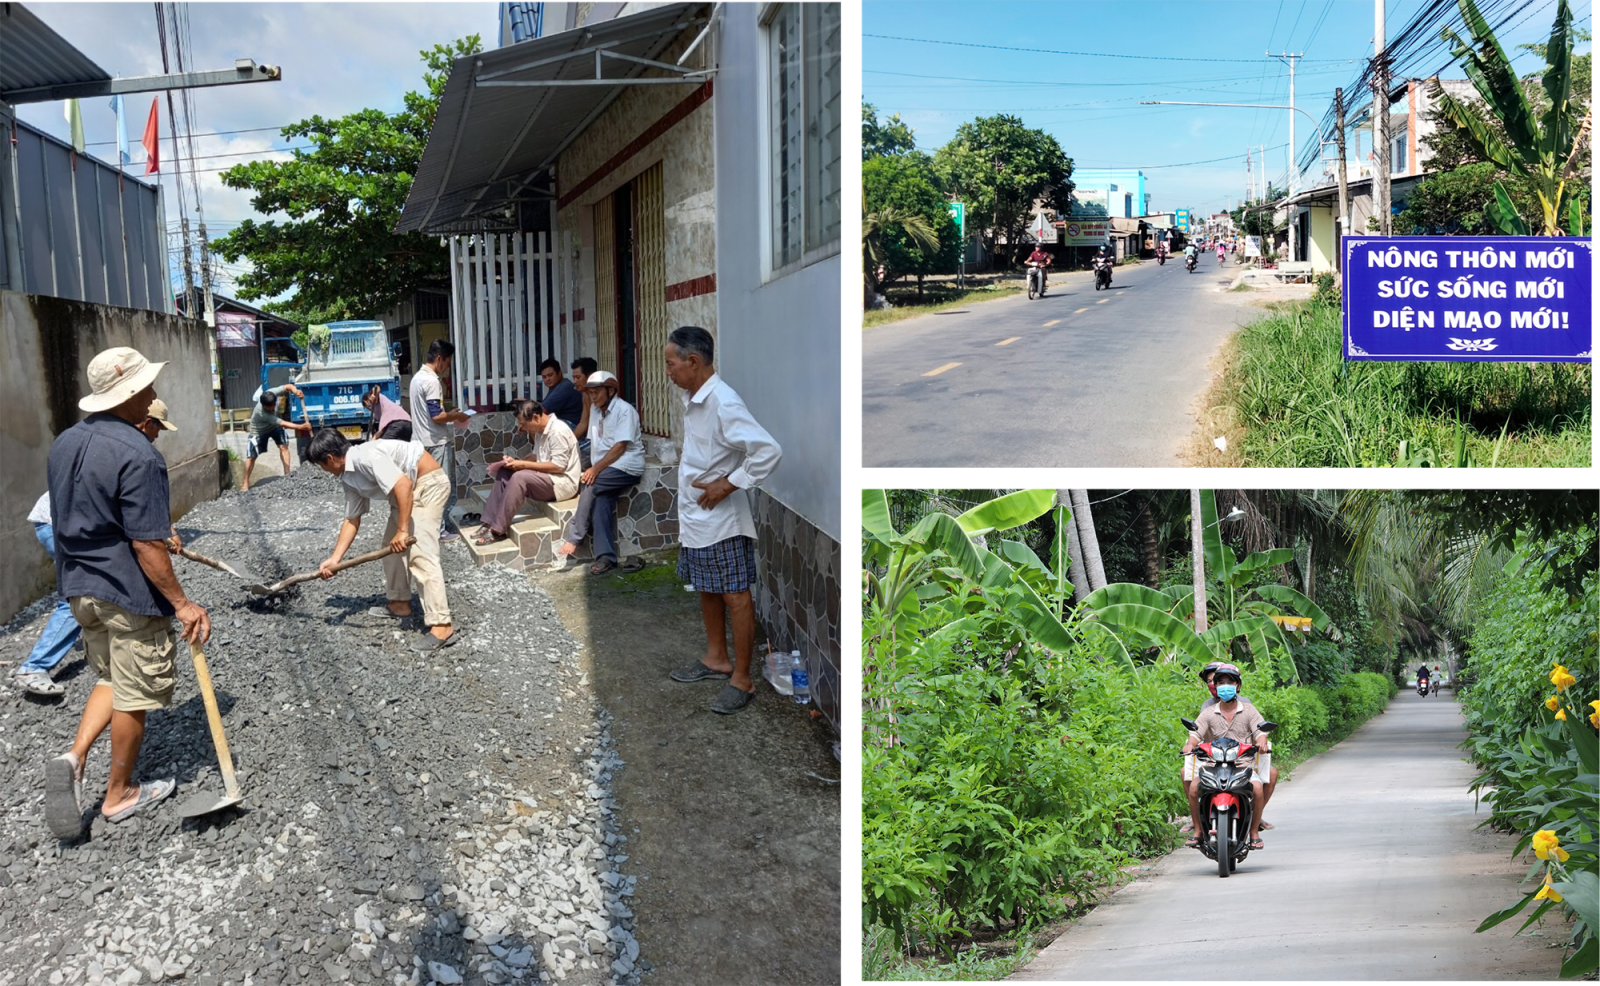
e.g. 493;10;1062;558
1182;665;1272;851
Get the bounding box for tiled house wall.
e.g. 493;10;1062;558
752;492;842;731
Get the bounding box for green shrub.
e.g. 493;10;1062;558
1252;685;1329;754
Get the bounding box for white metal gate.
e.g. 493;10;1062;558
446;230;576;410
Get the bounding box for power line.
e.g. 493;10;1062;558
865;33;1354;63
85;124;292;148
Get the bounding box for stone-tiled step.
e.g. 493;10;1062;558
460;529;522;568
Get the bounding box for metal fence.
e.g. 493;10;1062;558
10;119;167;312
447;230;576;410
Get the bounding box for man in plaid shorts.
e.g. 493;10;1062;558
663;326;782;715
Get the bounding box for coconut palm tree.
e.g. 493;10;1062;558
1433;0;1589;234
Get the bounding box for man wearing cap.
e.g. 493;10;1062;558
16;401;181;698
43;349;211;838
557;370;644;575
662;326;782;715
243;383;310;492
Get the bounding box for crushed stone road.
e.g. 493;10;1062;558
0;469;645;986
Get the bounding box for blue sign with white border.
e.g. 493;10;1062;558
1343;236;1590;362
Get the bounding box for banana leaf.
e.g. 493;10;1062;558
1198;490;1235;584
1083;582;1188;614
996;539;1052;578
1488;181;1531;235
1201;617;1280;665
903;512;984;582
1050;504;1073;601
1570;197;1586;236
956;489;1055;534
1442;0;1542;170
1227;548;1295;584
1539;0;1573;165
1086;603;1213;669
862;489;896;542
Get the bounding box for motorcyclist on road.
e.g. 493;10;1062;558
1156;235;1169;261
1216;241;1227;265
1026;244;1051;293
1416;663;1431;687
1182;664;1271;851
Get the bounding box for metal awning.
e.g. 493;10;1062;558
396;2;712;235
0;3;111;102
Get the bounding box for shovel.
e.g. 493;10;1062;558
246;537;416;596
173;544;255;582
176;640;244;819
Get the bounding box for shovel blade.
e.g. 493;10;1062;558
176;791;244;819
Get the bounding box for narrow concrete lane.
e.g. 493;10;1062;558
1012;690;1565;981
862;256;1249;467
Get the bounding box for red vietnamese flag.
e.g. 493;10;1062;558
141;99;160;174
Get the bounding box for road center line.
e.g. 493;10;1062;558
996;337;1022;346
923;362;962;377
1042;319;1060;327
1096;298;1109;304
1074;307;1088;314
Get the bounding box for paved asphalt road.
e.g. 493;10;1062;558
862;255;1250;467
1011;690;1564;981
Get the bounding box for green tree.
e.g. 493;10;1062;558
1395;161;1505;233
212;36;483;317
933;115;1073;264
863;102;917;159
862;154;959;298
1432;0;1589;234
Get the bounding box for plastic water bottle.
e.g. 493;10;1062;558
789;650;811;705
764;647;793;696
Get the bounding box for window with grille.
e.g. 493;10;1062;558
766;2;841;276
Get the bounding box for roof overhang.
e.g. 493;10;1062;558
396;2;713;236
0;3;111;106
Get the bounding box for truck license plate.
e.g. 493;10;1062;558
339;425;364;440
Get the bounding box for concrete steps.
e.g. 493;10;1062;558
456;486;587;570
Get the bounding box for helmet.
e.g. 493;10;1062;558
1212;662;1242;685
1198;660;1223;682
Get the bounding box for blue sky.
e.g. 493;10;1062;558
865;0;1592;218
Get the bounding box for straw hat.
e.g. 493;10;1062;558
78;347;166;413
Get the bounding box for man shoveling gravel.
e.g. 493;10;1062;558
307;429;458;651
43;348;212;838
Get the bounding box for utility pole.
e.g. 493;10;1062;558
1246;146;1253;206
1335;87;1350;272
1190;489;1208;634
1373;0;1392;235
1270;51;1304;261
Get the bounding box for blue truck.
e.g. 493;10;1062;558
259;321;402;443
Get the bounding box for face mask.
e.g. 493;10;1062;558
1206;681;1218;698
1216;684;1239;701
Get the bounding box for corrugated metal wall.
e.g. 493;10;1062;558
633;163;669;437
592;194;617;375
12;121;166;312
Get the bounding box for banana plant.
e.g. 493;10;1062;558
1075;491;1336;682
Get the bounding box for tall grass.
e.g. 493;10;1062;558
1205;301;1591;467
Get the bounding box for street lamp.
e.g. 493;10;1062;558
1205;506;1248;530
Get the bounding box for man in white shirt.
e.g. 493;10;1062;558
558;370;645;575
306;430;457;652
661;326;782;715
409;340;470;543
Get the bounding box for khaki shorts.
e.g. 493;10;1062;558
70;596;176;712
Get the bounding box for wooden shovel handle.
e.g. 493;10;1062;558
188;642;240;800
270;536;418;592
176;546;237;575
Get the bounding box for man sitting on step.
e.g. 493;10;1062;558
558;370;644;575
469;400;581;546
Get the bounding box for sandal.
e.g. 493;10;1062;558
104;777;176;823
1249;837;1265;850
710;684;756;715
472;530;507;546
45;752;85;838
589;559;618;576
1183;836;1202;849
15;671;65;697
669;663;731;683
1259;819;1274;831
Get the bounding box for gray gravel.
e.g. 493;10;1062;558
0;468;641;986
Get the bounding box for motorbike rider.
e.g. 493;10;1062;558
1195;660;1277;827
1025;243;1051;293
1156;235;1169;262
1416;663;1431;690
1094;242;1115;285
1182;664;1271;851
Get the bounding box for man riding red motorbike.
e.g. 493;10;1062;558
1182;664;1272;858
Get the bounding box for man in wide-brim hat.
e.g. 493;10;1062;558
42;347;211;839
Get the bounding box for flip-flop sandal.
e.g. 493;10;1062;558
460;512;482;525
104;778;176;824
409;630;461;653
45;753;85;838
669;663;731;683
589;559;618;575
618;557;645;573
710;684;756;715
1259;820;1274;831
472;531;508;546
15;672;65;697
366;606;411;620
1249;838;1265;850
1183;836;1202;849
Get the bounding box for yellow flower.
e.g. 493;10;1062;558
1589;700;1599;729
1535;873;1564;903
1556;709;1568;721
1550;663;1577;691
1532;830;1570;862
1546;695;1561;711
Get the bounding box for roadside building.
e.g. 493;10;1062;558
1275;172;1431;271
176;292;301;410
1072;169;1150;219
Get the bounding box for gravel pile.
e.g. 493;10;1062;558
0;469;641;986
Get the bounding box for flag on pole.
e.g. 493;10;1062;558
142;99;160;174
63;98;85;153
109;94;130;166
